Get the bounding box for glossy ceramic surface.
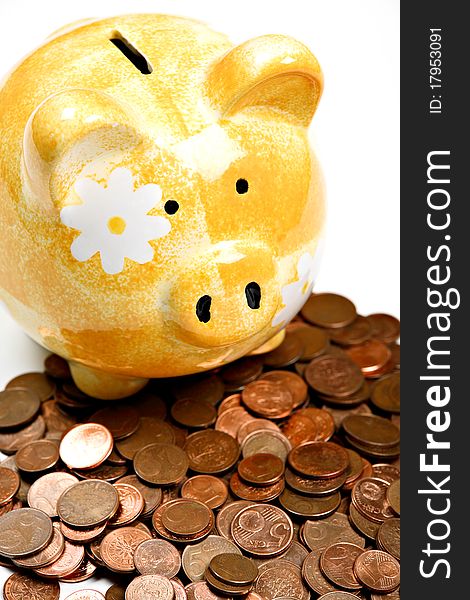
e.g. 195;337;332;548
0;14;325;398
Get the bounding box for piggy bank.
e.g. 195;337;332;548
0;14;325;399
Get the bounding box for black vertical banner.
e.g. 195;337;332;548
401;2;467;598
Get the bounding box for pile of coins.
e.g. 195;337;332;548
0;292;400;600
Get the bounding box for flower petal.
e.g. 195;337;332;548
60;204;94;231
142;215;171;240
70;234;99;262
125;242;154;265
106;167;134;193
99;248;125;275
74;177;106;204
133;183;163;212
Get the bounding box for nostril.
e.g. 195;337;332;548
196;295;212;323
245;282;261;310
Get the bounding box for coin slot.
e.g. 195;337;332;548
196;295;212;323
245;282;261;310
109;31;153;75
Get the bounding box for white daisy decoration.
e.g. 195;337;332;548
60;167;171;275
272;252;317;327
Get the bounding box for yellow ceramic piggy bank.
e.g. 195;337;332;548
0;14;325;399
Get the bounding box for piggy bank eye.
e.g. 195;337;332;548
164;200;179;215
236;179;249;194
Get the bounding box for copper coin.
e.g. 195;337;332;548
117;474;162;518
182;535;241;582
386;479;400;515
221;356;264;389
288;441;349;479
60;423;113;470
260;371;308;409
298;407;335;441
255;559;309;600
185;581;230;600
0;467;20;505
349;504;380;539
342;415;400;448
109;483;145;526
242;380;294;419
320;542;363;590
161;498;212;535
59;559;99;582
106;585;126;600
285;468;347;496
319;382;371;409
317;593;362;600
204;568;252;596
152;501;214;543
367;314;400;344
0;414;45;454
0;388;41;429
15;439;60;473
215;501;253;540
41;399;77;434
181;475;228;509
305;355;364;398
0;507;53;558
27;471;79;517
352;477;395;523
287;322;330;360
3;572;60;600
371;373;400;414
215;407;254;439
171;373;224;406
279;488;341;518
57;479;119;527
34;538;85;578
13;523;64;568
302;512;365;553
390;343;400;368
116;417;175;460
184;430;240;474
238;453;284;486
231;503;293;556
377;518;400;560
249;330;286;357
134;538;181;577
44;353;71;379
209;552;258;585
230;472;285;502
242;429;292;462
100;526;152;573
6;372;55;402
326;316;372;347
171;399;217;429
132;389;168;420
60;520;107;542
89;405;140;440
346;340;392;375
372;464;400;484
346;436;400;459
237;418;280;444
73;462;128;482
134;442;188;485
218;394;242;414
302;552;337;595
262;330;304;368
125;575;174;600
353;550;400;592
301;293;357;328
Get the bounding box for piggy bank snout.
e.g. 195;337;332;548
168;243;279;348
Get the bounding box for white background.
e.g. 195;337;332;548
0;0;399;596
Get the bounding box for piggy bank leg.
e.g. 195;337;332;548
69;361;149;400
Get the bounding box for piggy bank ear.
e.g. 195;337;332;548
23;89;141;199
205;35;323;126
